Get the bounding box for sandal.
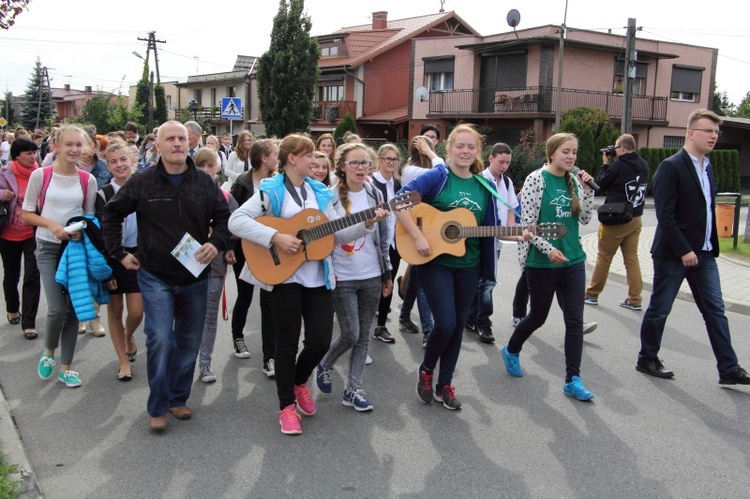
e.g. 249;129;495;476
7;313;20;325
117;371;133;382
126;336;137;362
23;329;37;340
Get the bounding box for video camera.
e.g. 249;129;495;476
601;145;617;159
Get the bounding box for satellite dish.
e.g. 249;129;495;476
507;9;521;28
415;86;429;103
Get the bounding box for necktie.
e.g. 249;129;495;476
189;148;195;157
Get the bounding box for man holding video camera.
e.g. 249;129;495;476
584;134;648;310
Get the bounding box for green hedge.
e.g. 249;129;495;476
636;147;739;194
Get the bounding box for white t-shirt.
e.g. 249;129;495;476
332;189;381;281
280;183;326;288
371;171;396;249
400;164;430;187
23;169;97;243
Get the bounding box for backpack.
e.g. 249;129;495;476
39;166;90;213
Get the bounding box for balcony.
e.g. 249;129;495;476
176;107;224;121
428;86;667;122
311;100;357;124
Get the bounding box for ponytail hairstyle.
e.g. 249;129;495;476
250;138;278;175
545;132;580;215
445;124;485;174
334;142;370;213
278;133;314;170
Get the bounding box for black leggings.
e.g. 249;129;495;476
269;283;333;409
507;262;586;381
376;246;400;326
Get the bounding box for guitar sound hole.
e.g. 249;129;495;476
443;224;461;242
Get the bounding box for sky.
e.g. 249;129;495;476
1;0;749;104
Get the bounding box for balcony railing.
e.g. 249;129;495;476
176;107;225;121
428;86;667;122
311;100;356;124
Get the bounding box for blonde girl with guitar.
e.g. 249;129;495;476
500;133;597;401
395;124;511;410
228;134;387;435
315;143;393;412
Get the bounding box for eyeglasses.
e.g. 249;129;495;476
381;157;399;164
346;160;371;169
690;128;723;136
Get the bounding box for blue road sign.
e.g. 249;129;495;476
221;97;242;119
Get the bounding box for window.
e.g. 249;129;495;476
318;84;344;101
663;136;685;149
320;46;339;57
193;89;202;106
227;86;236;97
670;65;703;103
424;56;455;92
427;72;453;91
613;59;648;96
210;88;217;107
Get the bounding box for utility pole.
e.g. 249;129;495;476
148;71;154;132
621;18;637;134
137;31;165;83
553;0;570;133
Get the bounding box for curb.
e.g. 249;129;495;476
0;383;42;498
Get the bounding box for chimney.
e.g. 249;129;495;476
84;86;92;94
64;84;71;91
372;11;387;30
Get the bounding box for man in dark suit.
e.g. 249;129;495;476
637;109;750;385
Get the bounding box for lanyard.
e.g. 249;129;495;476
284;174;308;208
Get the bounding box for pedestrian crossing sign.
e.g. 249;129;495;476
221;97;242;119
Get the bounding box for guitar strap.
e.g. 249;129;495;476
283;174;307;208
474;174;519;215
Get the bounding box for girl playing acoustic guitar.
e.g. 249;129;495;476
228;134;387;435
395;124;525;410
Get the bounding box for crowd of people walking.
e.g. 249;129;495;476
1;107;747;436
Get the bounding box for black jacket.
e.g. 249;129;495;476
597;151;649;217
102;157;231;285
650;148;719;260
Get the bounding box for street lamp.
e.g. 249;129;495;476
188;100;198;121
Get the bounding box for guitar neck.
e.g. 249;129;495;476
457;226;526;238
305;200;394;242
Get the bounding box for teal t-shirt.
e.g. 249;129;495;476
430;170;489;268
526;169;585;268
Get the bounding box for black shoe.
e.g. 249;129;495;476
719;366;750;385
396;276;404;300
422;331;430;349
465;321;477;333
399;316;419;334
636;358;674;379
477;324;495;344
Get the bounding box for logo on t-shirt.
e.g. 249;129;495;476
448;191;482;212
550;190;572;218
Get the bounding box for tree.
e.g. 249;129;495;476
74;94;112;132
133;62;151;131
153;83;168;126
333;112;356;142
560;106;619;179
257;0;320;137
108;95;134;133
20;58;53;130
734;91;750;119
2;91;14;126
712;89;735;116
1;0;30;30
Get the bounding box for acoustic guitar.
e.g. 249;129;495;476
243;191;421;285
396;203;567;265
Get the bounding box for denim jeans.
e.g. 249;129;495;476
198;275;224;368
418;262;480;387
138;269;208;417
324;276;381;390
467;278;496;327
400;266;434;334
37;239;79;365
639;253;739;375
508;262;586;381
377;246;400;326
0;237;40;330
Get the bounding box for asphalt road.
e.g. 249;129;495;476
1;208;749;498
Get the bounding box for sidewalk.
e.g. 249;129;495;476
582;227;750;316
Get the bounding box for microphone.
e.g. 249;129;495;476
571;166;600;191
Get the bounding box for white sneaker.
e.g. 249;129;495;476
88;318;106;337
263;359;276;378
365;355;373;366
199;365;216;383
583;322;598;335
